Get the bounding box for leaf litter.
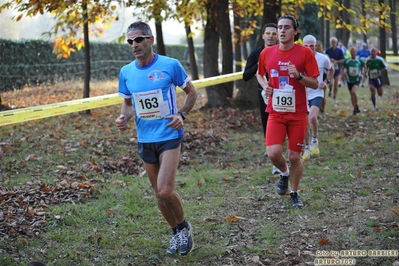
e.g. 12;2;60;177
1;81;399;265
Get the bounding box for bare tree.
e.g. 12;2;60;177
390;0;398;55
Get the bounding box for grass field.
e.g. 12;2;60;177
0;71;399;266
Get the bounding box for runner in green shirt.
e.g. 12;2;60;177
342;47;366;115
365;47;388;111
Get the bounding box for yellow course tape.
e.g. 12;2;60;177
387;63;399;71
0;71;244;127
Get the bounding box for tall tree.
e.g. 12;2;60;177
82;1;90;106
258;0;280;47
218;0;234;100
0;0;117;103
185;24;199;80
390;0;398;55
203;0;224;108
175;0;200;80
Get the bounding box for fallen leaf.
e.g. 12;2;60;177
197;178;205;187
225;216;242;222
391;208;399;216
319;239;329;245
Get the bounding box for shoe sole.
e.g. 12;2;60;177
166;250;178;255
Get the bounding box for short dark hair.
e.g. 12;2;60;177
261;23;277;33
127;21;152;36
278;14;301;41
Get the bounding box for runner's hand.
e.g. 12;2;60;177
116;114;128;131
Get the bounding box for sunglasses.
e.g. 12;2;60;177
265;31;278;36
127;35;150;45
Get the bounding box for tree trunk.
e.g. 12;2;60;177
82;1;91;114
218;0;234;99
341;0;351;46
233;11;242;73
233;7;246;107
155;21;166;55
257;0;280;47
241;17;249;60
203;1;225;108
185;24;199;80
390;0;398;55
379;0;390;85
337;0;343;41
326;19;330;46
319;6;325;44
362;0;367;43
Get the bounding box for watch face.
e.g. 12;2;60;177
179;111;187;119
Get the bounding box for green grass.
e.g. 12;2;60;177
1;72;399;265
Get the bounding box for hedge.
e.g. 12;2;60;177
0;39;202;92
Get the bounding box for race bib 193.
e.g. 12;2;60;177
272;88;296;112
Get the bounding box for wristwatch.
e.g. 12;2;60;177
326;79;331;84
178;111;187;120
296;72;303;81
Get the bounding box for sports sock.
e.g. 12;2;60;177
177;220;188;230
172;227;177;234
281;164;290;176
311;137;318;143
371;97;376;107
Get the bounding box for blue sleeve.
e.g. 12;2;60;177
118;67;132;98
172;59;189;87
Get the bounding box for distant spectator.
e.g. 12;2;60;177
357;42;370;87
0;147;3;160
338;40;347;55
325;37;345;103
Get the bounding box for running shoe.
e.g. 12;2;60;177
309;141;319;156
166;233;180;255
178;222;194;255
290;192;304;207
302;148;311;161
277;175;289;195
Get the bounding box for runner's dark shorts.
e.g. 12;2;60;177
138;137;182;164
347;81;360;91
369;77;383;87
308;96;323;109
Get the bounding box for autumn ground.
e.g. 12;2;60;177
0;73;399;266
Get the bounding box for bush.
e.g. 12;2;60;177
0;39;201;92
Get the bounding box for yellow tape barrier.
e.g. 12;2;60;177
0;71;244;127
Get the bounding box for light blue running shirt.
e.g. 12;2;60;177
118;54;189;143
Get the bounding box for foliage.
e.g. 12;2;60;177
0;0;119;58
317;0;392;35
